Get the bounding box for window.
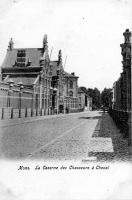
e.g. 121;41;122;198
17;50;26;67
69;81;73;89
69;91;73;97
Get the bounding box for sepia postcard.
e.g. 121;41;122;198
0;0;132;199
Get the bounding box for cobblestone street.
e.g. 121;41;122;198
0;111;131;162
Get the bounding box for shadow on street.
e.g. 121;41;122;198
79;116;102;120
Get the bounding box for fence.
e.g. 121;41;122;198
0;106;85;120
108;108;130;139
0;81;85;120
0;107;53;120
0;81;33;109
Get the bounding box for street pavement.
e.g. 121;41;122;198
0;111;131;162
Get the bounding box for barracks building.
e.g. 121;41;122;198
0;35;92;117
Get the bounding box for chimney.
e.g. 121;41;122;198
71;72;75;76
123;29;131;44
8;38;14;50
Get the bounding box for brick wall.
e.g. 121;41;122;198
0;81;34;109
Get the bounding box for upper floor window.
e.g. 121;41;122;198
69;80;73;89
17;50;26;67
69;91;73;97
17;50;26;57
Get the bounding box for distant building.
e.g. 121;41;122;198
78;87;92;111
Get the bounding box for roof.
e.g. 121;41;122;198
5;77;37;86
64;71;78;78
1;48;79;80
1;48;43;68
50;61;78;78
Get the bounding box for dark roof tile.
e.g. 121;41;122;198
1;48;43;68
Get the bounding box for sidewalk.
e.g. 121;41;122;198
89;112;132;162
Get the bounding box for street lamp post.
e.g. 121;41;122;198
64;98;66;114
39;71;43;115
53;87;58;114
50;86;53;114
49;66;53;114
7;79;14;108
31;83;36;117
62;73;65;114
43;70;46;115
18;81;24;118
46;77;48;115
57;69;61;114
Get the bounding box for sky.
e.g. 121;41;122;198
0;0;131;91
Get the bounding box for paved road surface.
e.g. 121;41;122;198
0;111;102;160
0;111;131;161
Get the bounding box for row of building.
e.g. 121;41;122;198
111;29;131;145
112;29;131;112
0;35;92;115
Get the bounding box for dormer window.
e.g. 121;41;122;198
17;50;26;67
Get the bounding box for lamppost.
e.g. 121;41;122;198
57;69;61;114
64;98;66;114
31;83;36;117
50;86;53;114
7;79;14;108
18;81;24;118
53;87;57;114
49;66;53;114
39;70;43;115
62;71;66;114
44;68;49;115
43;69;46;115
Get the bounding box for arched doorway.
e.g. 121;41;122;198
59;104;64;113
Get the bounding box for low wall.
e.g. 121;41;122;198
0;107;85;120
108;108;130;138
0;81;33;109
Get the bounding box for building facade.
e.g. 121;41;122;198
112;29;131;112
111;29;131;147
78;87;92;111
0;35;81;115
